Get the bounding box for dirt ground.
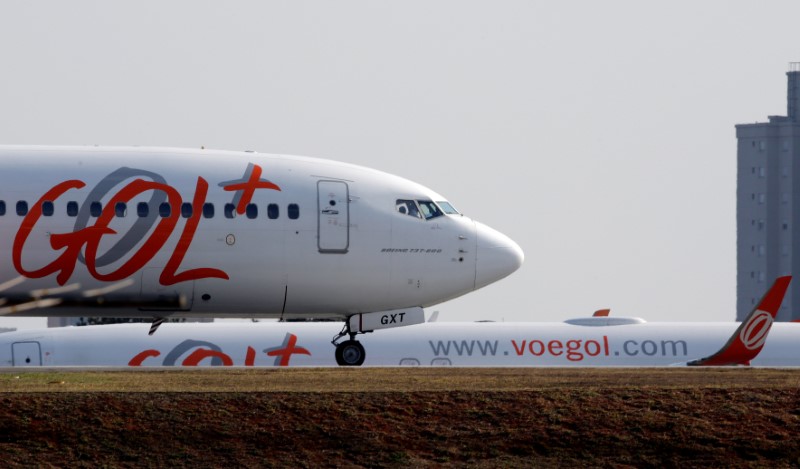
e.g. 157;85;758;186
1;368;799;467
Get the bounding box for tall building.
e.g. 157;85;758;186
736;63;800;321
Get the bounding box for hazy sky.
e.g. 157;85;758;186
1;1;799;329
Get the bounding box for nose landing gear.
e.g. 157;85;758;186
335;340;365;366
332;322;366;366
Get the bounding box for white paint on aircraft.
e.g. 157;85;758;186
0;145;524;365
0;319;798;367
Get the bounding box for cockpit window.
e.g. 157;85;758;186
396;199;422;219
417;200;443;220
436;201;459;215
396;199;444;220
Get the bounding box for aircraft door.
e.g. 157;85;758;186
317;180;350;253
12;341;41;366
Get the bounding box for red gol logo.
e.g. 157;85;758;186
739;310;773;351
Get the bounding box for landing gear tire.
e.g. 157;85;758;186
335;340;365;366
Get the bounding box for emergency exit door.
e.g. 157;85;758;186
317;180;349;253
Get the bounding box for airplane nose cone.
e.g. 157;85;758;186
474;222;524;289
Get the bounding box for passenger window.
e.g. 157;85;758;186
66;201;78;217
268;203;279;219
0;200;5;216
181;203;193;218
90;202;102;217
115;202;127;218
16;201;28;216
246;203;258;219
224;203;236;219
396;199;421;219
417;200;443;220
42;201;54;217
137;202;149;217
203;203;214;219
159;203;171;218
288;204;299;220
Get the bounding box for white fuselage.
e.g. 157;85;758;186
0;320;798;367
0;146;523;319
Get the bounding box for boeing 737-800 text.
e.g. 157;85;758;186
0;145;524;365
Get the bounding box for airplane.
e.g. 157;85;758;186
0;145;524;366
0;277;791;367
